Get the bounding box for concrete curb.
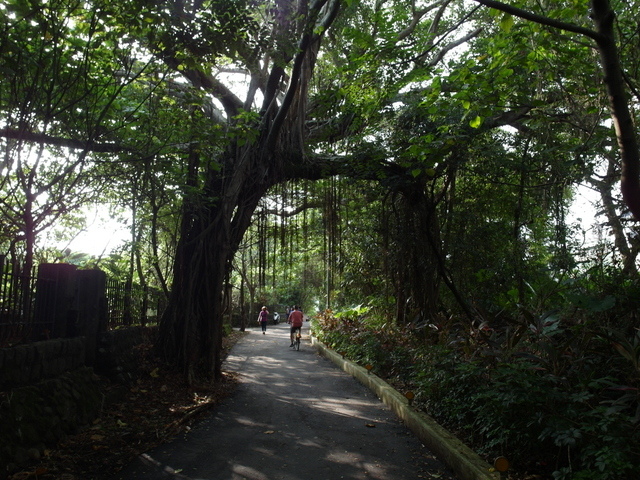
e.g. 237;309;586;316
311;336;499;480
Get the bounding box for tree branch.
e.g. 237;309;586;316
397;0;449;42
473;0;640;220
471;0;601;41
265;0;338;152
0;128;125;153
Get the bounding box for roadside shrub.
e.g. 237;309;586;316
314;303;640;479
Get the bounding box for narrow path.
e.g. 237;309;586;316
115;323;457;480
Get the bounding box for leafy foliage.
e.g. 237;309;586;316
4;2;640;458
313;275;640;478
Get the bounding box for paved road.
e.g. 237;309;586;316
115;323;457;480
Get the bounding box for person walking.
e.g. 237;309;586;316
288;305;304;347
257;306;269;334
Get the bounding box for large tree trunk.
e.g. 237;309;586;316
158;216;228;382
590;154;639;276
158;151;270;382
156;0;342;382
390;182;442;324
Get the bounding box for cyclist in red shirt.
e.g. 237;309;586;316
288;305;304;347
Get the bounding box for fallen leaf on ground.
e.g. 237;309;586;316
8;332;244;480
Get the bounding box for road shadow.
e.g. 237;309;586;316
115;323;457;480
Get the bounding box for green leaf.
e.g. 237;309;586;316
469;116;482;128
500;13;514;32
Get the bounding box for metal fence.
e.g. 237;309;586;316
0;257;167;347
105;278;166;329
0;257;38;347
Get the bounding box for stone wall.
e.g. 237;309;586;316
0;327;154;472
0;366;102;470
0;338;86;390
95;327;156;384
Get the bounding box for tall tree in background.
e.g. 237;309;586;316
1;0;107;270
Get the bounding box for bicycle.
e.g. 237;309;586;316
294;330;301;351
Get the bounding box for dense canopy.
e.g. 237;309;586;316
3;0;640;476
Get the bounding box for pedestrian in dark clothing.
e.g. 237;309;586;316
258;306;269;334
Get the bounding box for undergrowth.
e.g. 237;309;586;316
311;300;640;479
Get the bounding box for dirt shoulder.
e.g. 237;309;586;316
8;331;246;480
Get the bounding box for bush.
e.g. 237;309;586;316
314;305;640;479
